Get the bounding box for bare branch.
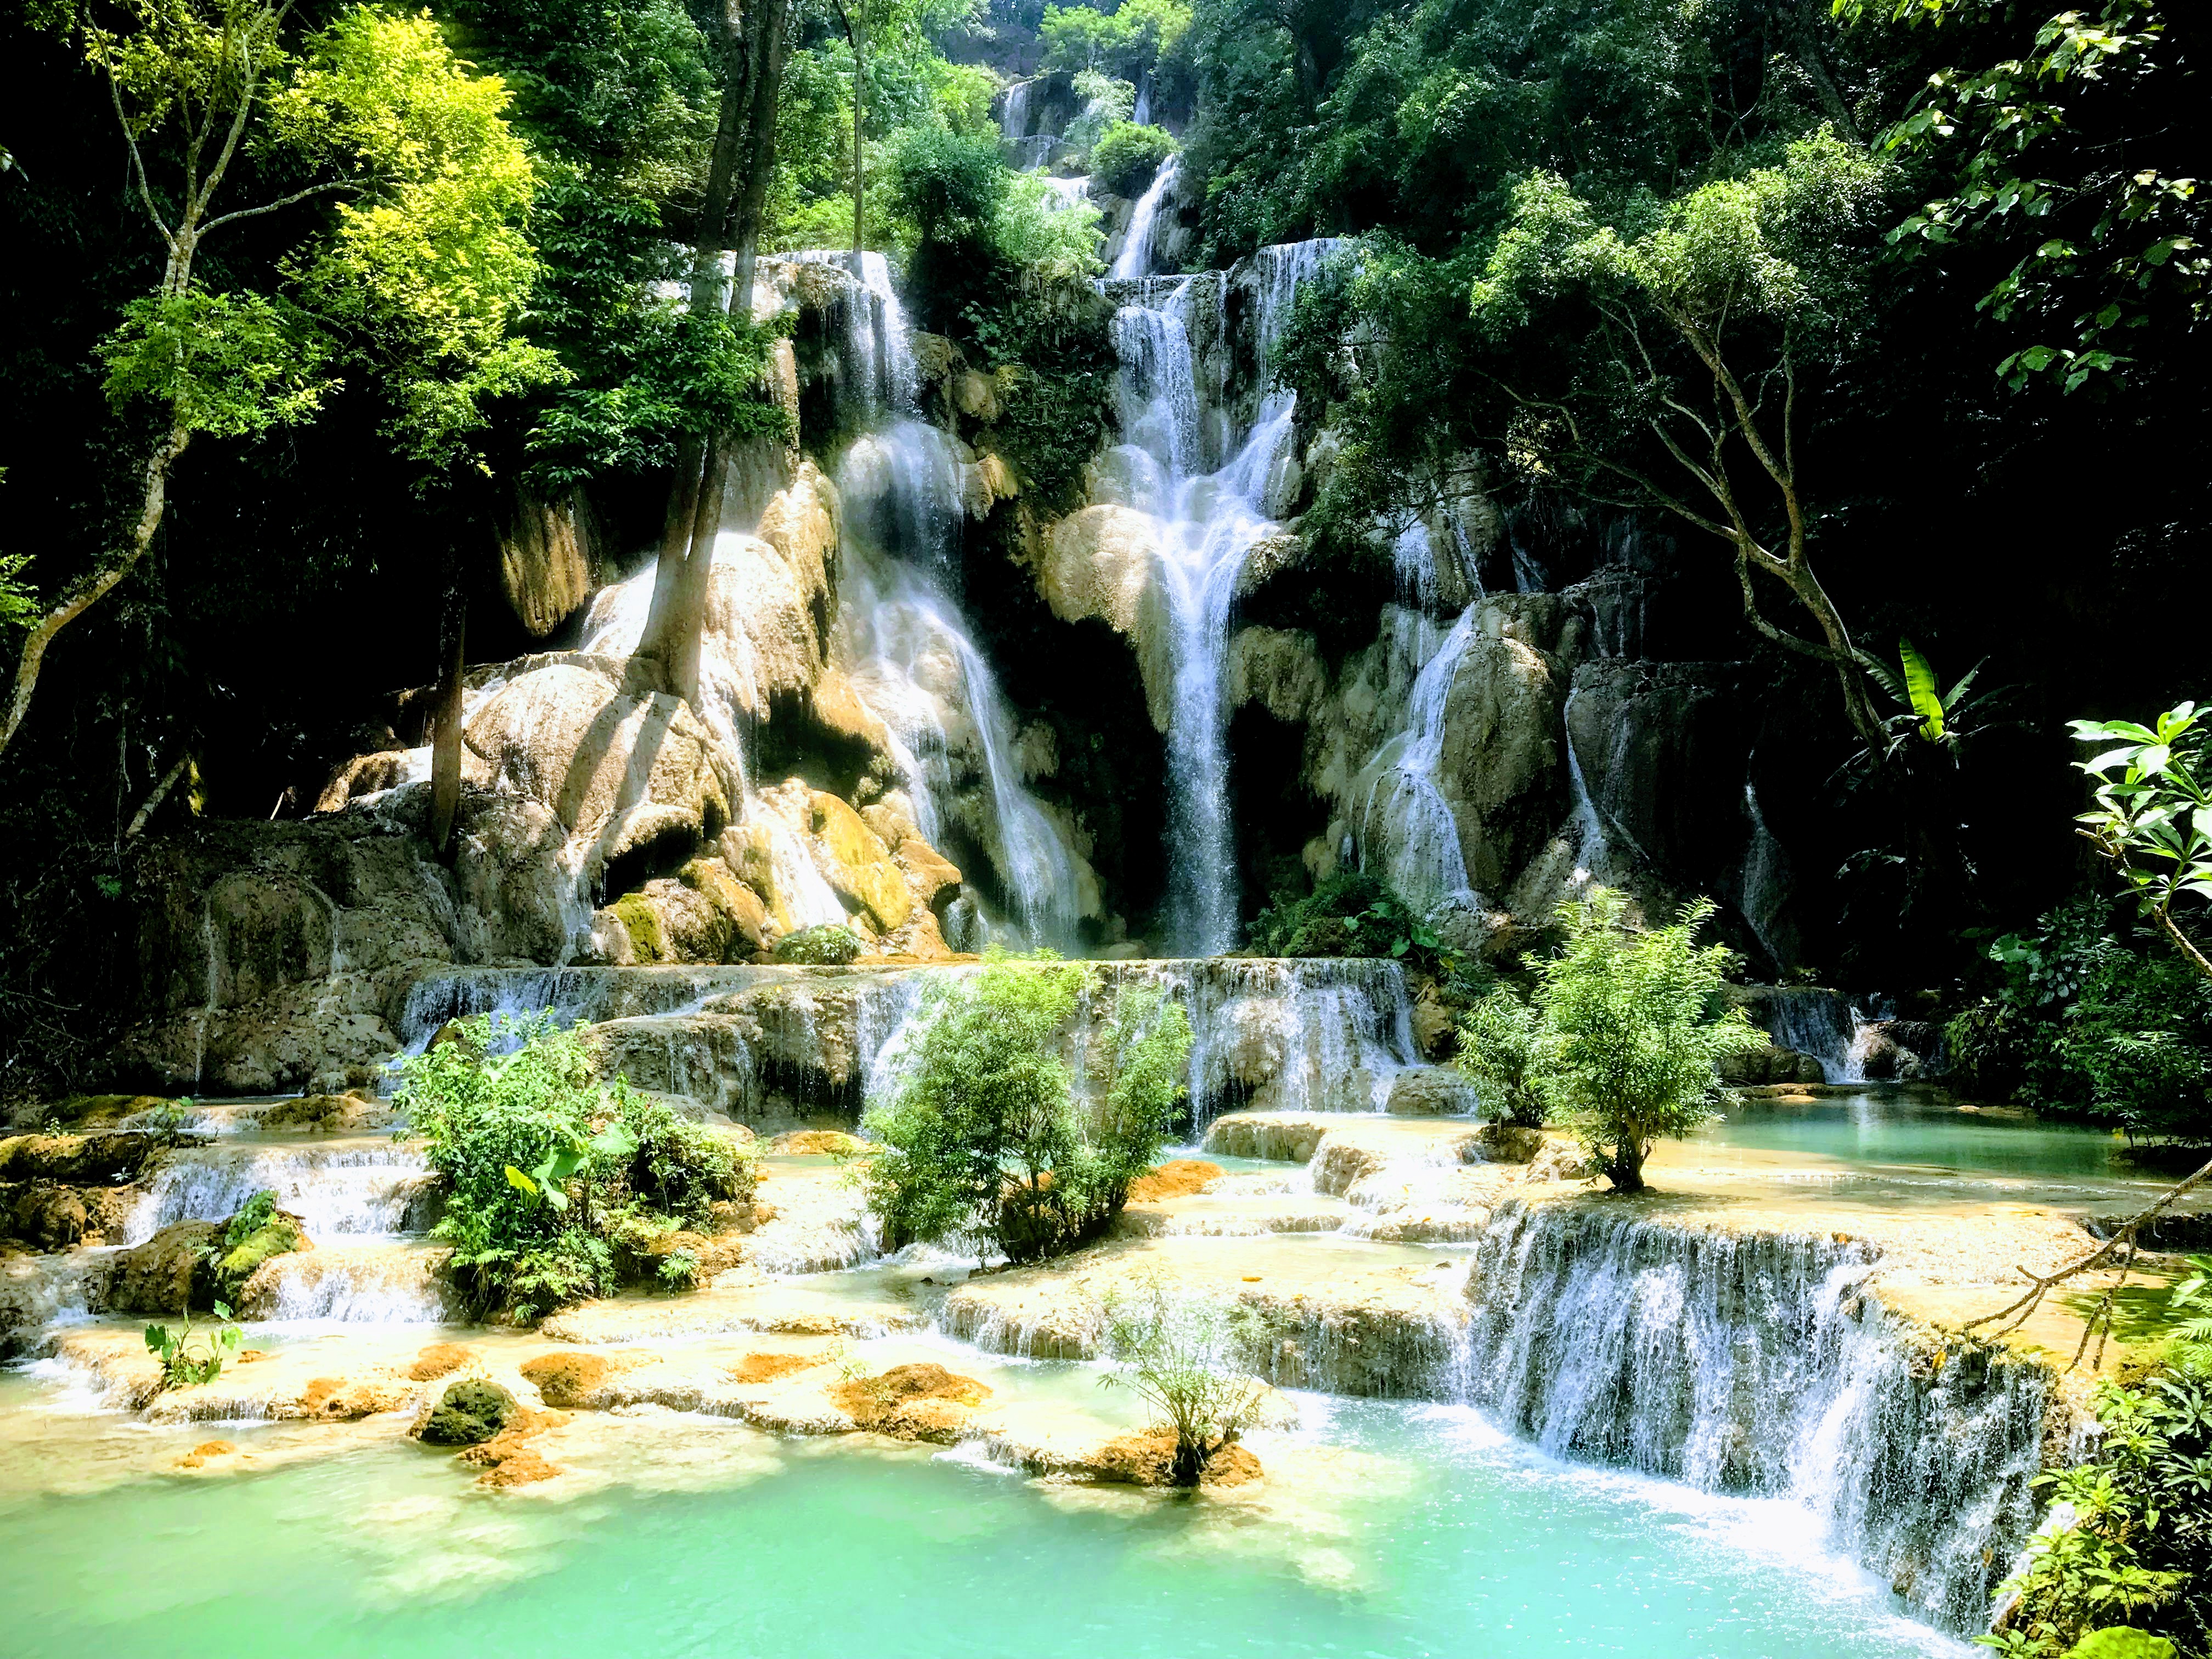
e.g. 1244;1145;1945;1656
106;70;174;246
201;177;350;234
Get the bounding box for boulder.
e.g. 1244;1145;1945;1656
1086;1431;1263;1488
107;1221;219;1314
1227;627;1327;725
408;1342;478;1381
519;1350;647;1409
0;1131;157;1186
1522;1139;1596;1183
809;792;910;931
894;839;962;916
419;1378;519;1446
1036;506;1173;727
1475;1123;1545;1163
207;1204;309;1306
1384;1066;1476;1116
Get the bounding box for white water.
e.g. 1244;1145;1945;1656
788;249;918;414
1105;241;1342;952
126;1143;434;1243
1352;596;1484;916
1109;152;1180;281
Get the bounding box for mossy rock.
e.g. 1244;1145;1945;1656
612;891;668;963
420;1378;518;1446
2065;1633;2177;1659
773;924;861;965
207;1210;306;1306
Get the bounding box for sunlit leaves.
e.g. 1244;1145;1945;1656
96;286;334;436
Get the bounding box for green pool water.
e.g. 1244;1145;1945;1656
0;1381;1963;1659
1686;1091;2159;1202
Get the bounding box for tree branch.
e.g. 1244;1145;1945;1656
200;177;350;234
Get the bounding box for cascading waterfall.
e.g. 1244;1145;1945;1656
127;1144;435;1243
1454;1204;2050;1632
1109;153;1181;281
787;249;918;413
1352;600;1485;917
1103;240;1343;952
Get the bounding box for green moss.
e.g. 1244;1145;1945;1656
774;924;861;965
206;1189;305;1305
612;891;667;963
420;1378;517;1446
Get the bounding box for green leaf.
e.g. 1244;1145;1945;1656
503;1164;538;1199
1899;638;1946;741
588;1122;639;1161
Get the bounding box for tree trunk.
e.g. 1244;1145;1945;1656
728;0;794;321
1785;0;1862;145
1170;1434;1205;1488
0;423;191;765
429;575;467;854
1604;1141;1646;1192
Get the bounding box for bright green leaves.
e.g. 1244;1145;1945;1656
84;0;292;165
1898;638;1946;741
142;1301;245;1390
1090;121;1177;200
273;7;561;471
1861;0;2202;392
2071;704;2212;948
97;287;334;437
0;552;38;635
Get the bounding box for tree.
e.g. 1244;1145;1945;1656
861;954;1193;1264
2;0;556;800
632;0;798;709
1847;0;2205;394
1464;134;1900;747
1498;886;1764;1191
1454;986;1546;1128
1097;1274;1271;1487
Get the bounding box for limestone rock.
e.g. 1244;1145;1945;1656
1228;627;1327;724
828;1363;990;1442
107;1221;219;1314
408;1342;478;1381
420;1378;518;1446
1126;1159;1223;1203
1522;1139;1596;1184
809;792;910;930
1475;1123;1545;1164
1384;1066;1476;1116
498;486;596;637
519;1350;649;1409
1036;506;1173;727
1084;1431;1264;1488
0;1131;157;1186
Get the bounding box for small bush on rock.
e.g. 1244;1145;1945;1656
206;1188;304;1306
1463;887;1763;1191
1091;121;1176;199
862;952;1192;1264
774;924;862;965
394;1012;752;1322
1098;1274;1269;1488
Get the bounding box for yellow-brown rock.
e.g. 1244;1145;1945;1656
808;792;910;931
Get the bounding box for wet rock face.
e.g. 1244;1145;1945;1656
419;1378;519;1446
0;1132;157;1186
106;1221;220;1315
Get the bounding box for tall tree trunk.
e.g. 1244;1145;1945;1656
849;8;866;271
429;574;467;854
640;0;792;702
0;423;191;764
1784;0;1862;145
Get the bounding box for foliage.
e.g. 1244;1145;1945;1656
1090;120;1175;199
1850;0;2204;393
2072;706;2212;981
1455;987;1546;1127
97;288;334;439
861;952;1192;1263
774;923;862;964
1976;1338;2212;1656
143;1301;244;1391
994;171;1105;281
271;6;563;473
0;552;33;635
1245;870;1465;983
1856;638;2005;766
1041;0;1193;80
394;1011;747;1321
958;281;1117;512
1062;68;1135;160
1507;887;1763;1190
1097;1273;1269;1486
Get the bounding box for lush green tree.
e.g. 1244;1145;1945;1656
1455;986;1546;1127
1482;886;1763;1190
395;1009;750;1321
861;953;1193;1263
1848;0;2205;395
1090;119;1175;198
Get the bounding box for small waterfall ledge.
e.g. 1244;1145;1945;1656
943;1188;2079;1637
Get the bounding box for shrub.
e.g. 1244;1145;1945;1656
1091;121;1176;199
1468;887;1762;1192
206;1188;305;1305
1246;871;1466;985
394;1011;751;1322
774;924;862;965
1455;989;1546;1127
1098;1274;1269;1487
1979;1351;2212;1657
143;1303;244;1391
862;952;1193;1263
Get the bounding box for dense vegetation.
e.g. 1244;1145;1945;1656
394;1011;751;1321
862;951;1193;1262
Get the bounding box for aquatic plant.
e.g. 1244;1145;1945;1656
143;1301;244;1391
773;924;863;965
1097;1274;1268;1487
862;953;1192;1264
393;1010;749;1321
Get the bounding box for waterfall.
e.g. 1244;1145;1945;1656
787;249;918;414
1042;176;1091;211
1132;71;1151;127
127;1144;435;1243
839;420;967;589
1753;986;1862;1083
1456;1203;2049;1632
1110;153;1181;281
839;540;1085;949
1103;241;1341;953
1352;601;1484;917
